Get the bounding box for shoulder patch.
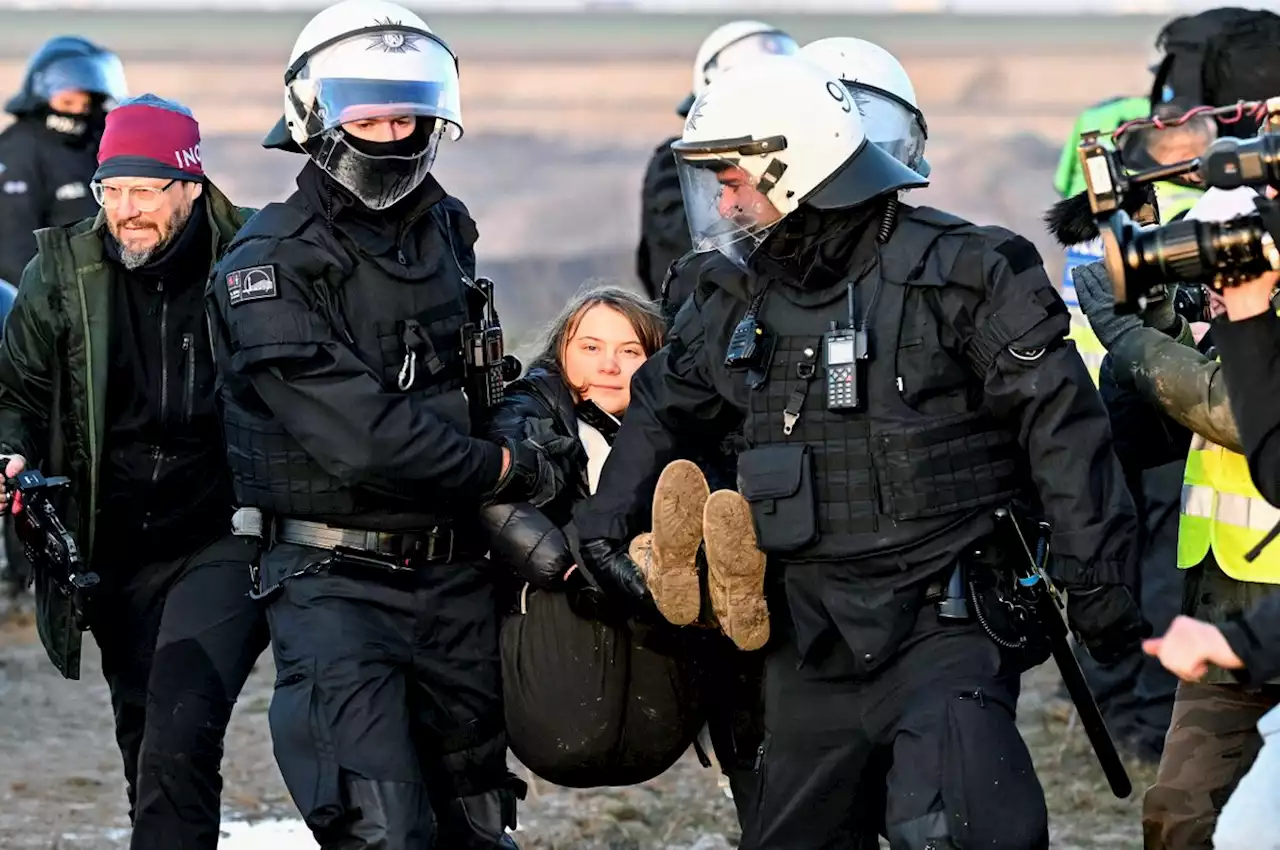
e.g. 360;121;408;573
994;235;1043;275
226;265;279;306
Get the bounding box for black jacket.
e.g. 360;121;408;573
209;163;504;529
0;117;99;285
482;365;608;588
636;136;691;302
95;196;231;562
577;201;1138;589
1213;309;1280;506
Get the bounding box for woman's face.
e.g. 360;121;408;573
562;304;648;416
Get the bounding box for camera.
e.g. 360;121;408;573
1078;98;1280;312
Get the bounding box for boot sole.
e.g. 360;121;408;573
649;460;709;626
703;490;770;651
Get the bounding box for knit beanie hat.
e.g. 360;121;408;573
94;93;203;182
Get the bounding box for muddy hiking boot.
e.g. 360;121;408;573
628;459;770;650
703;490;770;652
628;459;708;625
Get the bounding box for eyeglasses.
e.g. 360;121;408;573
91;179;177;213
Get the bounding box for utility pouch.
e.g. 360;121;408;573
736;445;819;554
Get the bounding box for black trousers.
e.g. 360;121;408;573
741;604;1048;850
91;532;269;850
262;543;522;850
500;586;704;787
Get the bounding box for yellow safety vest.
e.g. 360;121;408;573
1067;312;1106;387
1153;181;1203;223
1178;433;1280;583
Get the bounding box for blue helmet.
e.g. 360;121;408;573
5;35;127;116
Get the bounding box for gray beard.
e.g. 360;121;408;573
114;206;188;270
118;243;158;270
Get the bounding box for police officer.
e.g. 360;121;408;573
0;35;127;286
576;54;1147;848
206;2;572;847
637;20;798;303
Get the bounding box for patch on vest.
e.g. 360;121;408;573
226;265;279;306
995;235;1042;275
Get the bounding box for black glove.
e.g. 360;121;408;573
578;537;654;612
1065;583;1152;665
491;422;582;508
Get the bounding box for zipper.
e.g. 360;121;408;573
158;281;169;423
150;446;165;484
181;333;195;423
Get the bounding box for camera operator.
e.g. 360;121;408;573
1073;184;1280;850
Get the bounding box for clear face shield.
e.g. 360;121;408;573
703;32;800;88
34;53;127;107
287;28;462;210
673;138;788;271
844;83;927;174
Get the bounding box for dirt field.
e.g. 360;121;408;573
0;11;1170;848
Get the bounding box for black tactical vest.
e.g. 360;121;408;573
735;207;1028;564
219;195;475;530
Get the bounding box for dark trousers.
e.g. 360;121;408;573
91;532;269;850
500;586;704;787
742;605;1048;850
262;543;522;850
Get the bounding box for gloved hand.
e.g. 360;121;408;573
1139;284;1180;336
1065;583;1152;665
577;537;654;611
491;420;584;508
1072;261;1146;350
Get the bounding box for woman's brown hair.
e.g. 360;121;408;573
530;282;666;385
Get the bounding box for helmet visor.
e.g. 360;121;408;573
704;32;799;86
845;83;927;173
34;53;127;106
289;29;461;141
675;152;783;269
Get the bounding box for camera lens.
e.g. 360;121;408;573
1104;211;1274;310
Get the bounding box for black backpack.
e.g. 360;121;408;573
1150;7;1280;133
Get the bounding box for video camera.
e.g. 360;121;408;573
8;469;99;630
1077;98;1280;312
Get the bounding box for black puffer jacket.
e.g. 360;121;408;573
482;365;615;589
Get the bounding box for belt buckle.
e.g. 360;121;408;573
425;526;454;564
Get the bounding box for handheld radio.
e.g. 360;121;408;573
824;283;868;411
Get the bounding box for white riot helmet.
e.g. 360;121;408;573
677;20;799;117
801;37;929;177
673;55;928;270
268;0;462;210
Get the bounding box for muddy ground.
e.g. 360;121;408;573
0;11;1171;848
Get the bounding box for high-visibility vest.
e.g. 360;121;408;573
1178;433;1280;583
1062;239;1106;387
1153;181;1204;222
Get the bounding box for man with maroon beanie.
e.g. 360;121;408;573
0;93;268;850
